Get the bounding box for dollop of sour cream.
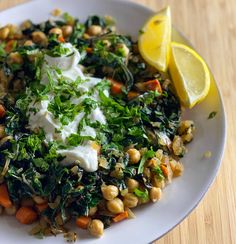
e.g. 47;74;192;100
27;43;107;172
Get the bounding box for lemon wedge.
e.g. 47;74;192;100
138;6;171;72
169;42;210;108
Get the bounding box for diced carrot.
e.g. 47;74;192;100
16;206;38;225
86;47;93;54
35;202;48;213
0;104;6;119
109;78;124;95
0;184;12;208
4;40;17;53
127;91;139;100
58;36;65;43
160;164;168;178
112;211;128;223
76;216;91;229
145;79;162;93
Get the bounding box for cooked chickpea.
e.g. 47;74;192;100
116;43;130;57
123;193;138;208
5;205;17;215
150;187;162;202
88;206;97;216
21;20;32;30
106;198;124;214
126;178;139;192
8;52;23;65
178;120;194;135
0;125;6;139
101;185;119;201
32;31;48;46
24;40;34;46
147;158;159;168
173;162;184;177
61;25;73;38
172;136;185;156
120;188;128;197
155;149;163;160
88;219;104;238
152;177;165;189
87;25;102;36
49;27;63;36
51;8;62;17
143;167;151;178
127;148;141;164
0;27;10;40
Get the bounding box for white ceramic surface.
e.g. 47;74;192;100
0;0;226;243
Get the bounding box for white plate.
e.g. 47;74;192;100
0;0;226;243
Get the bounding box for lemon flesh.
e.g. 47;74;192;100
169;42;210;108
138;6;171;72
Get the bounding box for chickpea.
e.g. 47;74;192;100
33;195;47;205
87;25;102;36
88;206;97;216
5;205;17;215
8;52;23;65
127;148;141;164
21;20;32;30
123;193;138;208
152;177;165;189
0;125;6;139
155;149;163;160
49;27;63;36
24;40;34;46
101;185;119;201
120;188;128;197
107;198;124;214
126;178;139;192
61;25;73;38
116;43;130;57
178;120;194;135
173;162;184;177
147;158;159;168
172;136;185;156
88;219;104;238
32;31;48;46
51;8;62;17
150;187;162;202
0;27;10;40
7;24;18;39
143;167;151;178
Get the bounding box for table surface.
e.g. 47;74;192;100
0;0;235;243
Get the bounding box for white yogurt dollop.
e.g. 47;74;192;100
28;43;107;172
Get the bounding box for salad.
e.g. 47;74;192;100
0;8;196;241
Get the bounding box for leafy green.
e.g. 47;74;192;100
152;166;164;180
133;188;149;200
138;149;155;174
208;111;217;119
